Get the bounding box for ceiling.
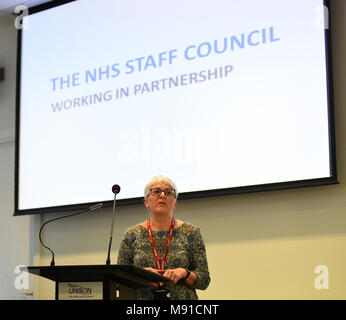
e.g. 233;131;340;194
0;0;54;15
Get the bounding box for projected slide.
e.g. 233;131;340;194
17;0;333;212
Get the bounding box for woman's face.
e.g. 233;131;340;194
144;182;177;215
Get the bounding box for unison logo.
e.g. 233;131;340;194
59;282;103;300
68;283;93;296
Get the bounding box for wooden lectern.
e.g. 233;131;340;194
24;264;170;300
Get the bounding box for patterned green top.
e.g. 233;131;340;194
117;222;210;300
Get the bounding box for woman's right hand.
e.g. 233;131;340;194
143;267;165;287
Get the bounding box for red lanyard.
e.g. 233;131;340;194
147;217;175;273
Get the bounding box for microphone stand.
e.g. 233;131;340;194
106;192;117;265
39;203;103;267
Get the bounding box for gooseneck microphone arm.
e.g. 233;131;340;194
39;203;104;267
39;224;56;267
106;184;121;265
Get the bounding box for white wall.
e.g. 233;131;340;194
1;1;345;300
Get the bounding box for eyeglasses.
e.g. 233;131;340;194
149;188;176;198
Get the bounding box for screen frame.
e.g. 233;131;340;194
13;0;338;216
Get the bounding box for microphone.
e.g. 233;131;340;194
112;184;121;194
39;203;104;267
106;184;121;265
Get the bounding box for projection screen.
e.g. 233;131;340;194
14;0;337;215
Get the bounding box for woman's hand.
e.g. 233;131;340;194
143;267;164;287
163;268;194;285
144;267;197;287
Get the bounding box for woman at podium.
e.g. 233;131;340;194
117;175;210;300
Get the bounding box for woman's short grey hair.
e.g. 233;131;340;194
144;175;178;199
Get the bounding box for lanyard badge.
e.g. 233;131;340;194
147;217;175;273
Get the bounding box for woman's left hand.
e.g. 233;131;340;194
162;268;189;285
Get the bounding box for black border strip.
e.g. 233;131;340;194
324;0;337;180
